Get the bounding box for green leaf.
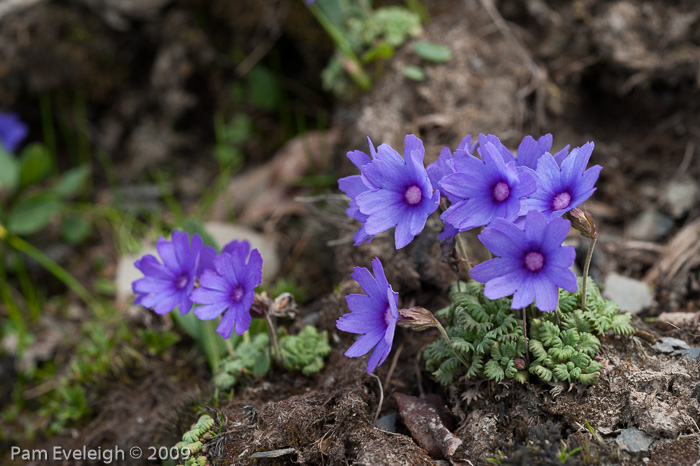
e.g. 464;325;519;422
19;143;52;189
247;66;281;111
60;215;93;245
403;65;426;81
413;41;452;63
54;165;90;198
181;218;219;250
253;351;270;378
7;196;61;235
172;311;227;370
0;149;20;192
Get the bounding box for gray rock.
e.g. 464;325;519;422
627;209;674;241
652;337;691;353
603;273;653;314
680;347;700;359
616;427;653;453
376;412;398;432
664;180;699;219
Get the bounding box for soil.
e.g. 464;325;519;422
1;0;700;465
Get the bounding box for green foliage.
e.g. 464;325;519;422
213;333;270;391
413;41;452;63
315;0;423;97
172;414;218;466
424;279;633;386
279;325;331;376
403;65;426;81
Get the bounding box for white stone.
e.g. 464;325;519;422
603;273;652;314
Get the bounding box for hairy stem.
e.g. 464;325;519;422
224;338;236;360
455;232;471;278
434;318;472;370
370;373;384;428
522;308;529;364
264;313;282;366
581;236;597;311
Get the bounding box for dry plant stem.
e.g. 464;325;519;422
434;318;472;370
383;343;404;390
264;313;282;366
370;373;384;428
581;236;598;311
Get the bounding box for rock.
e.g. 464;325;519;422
375;412;398;433
626;209;673;241
663;180;698;219
115;223;279;304
603;273;653;314
652;337;690;353
616;428;653;453
679;347;700;359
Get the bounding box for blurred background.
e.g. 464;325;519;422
1;0;699;463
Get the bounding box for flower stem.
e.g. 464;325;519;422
455;232;471;280
581;236;597;312
264;312;282;366
522;308;529;364
224;338;236;359
434;318;472;370
370;373;384;428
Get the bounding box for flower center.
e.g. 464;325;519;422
383;307;394;327
524;251;545;272
175;273;189;290
552;191;572;210
230;286;245;303
492;181;510;202
404;185;422;205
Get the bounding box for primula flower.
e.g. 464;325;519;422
477;133;570;169
355;135;440;249
439;142;537;232
132;231;203;315
191;240;263;339
0;112;28;153
338;138;377;246
520;142;602;218
337;257;399;374
470;210;577;312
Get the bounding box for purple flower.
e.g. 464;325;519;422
477;133;570;169
439;142;537;232
470;210;577;311
0;112;28;153
338;138;377;246
520;142;602;218
132;231;203;315
355;135;440;249
337;257;399;374
191;240;263;339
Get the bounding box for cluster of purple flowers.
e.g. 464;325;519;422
132;231;263;339
337;132;602;372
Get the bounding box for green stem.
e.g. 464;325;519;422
0;244;25;331
455;233;471;282
434;318;471;370
5;234;106;317
224;338;236;360
307;4;372;90
581;236;597;312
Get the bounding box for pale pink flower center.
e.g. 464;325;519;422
524;251;545;272
175;273;189;290
493;181;510;202
231;286;245;303
552;192;572;210
404;185;423;205
384;307;394;327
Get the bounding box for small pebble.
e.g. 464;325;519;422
616;427;653;453
604;274;652;314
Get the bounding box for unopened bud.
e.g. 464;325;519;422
514;358;527;370
398;307;438;331
250;292;273;318
566;207;596;240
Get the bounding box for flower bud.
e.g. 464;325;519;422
514;358;527;370
398;307;438;331
566;207;596;240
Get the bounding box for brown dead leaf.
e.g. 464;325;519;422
395;392;462;459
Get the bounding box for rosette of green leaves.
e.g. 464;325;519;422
278;325;331;376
